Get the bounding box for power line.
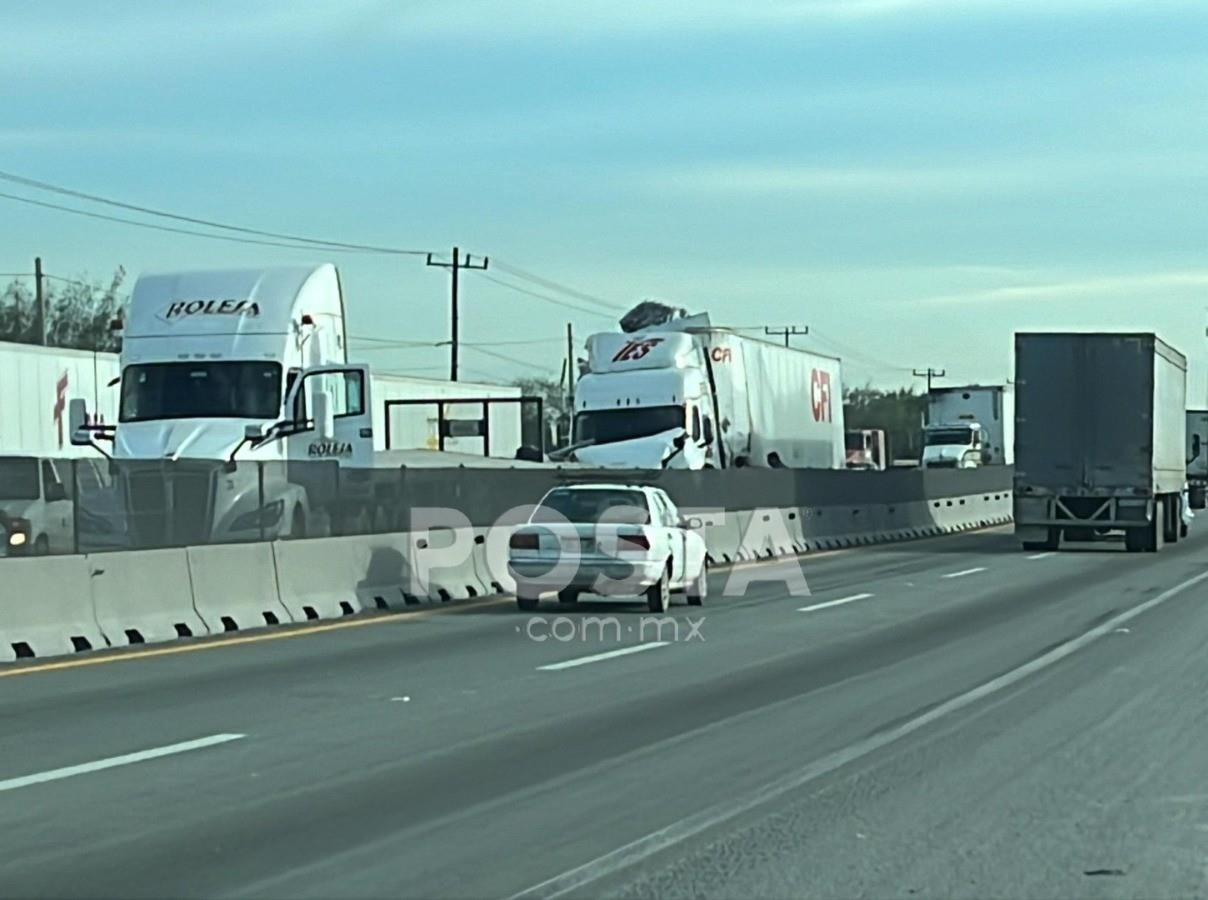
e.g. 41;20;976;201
492;260;624;312
350;334;562;348
462;342;555;373
808;328;916;373
0;191;389;254
476;271;617;320
0;169;430;256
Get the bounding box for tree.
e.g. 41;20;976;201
843;384;927;462
0;267;128;352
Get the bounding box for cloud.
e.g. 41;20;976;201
912;271;1208;305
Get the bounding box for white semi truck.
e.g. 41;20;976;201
921;384;1014;469
1186;409;1208;510
66;265;524;543
566;318;844;469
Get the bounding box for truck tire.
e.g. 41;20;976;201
1124;527;1147;553
1164;495;1180;544
557;588;580;605
515;583;541;611
646;568;670;614
685;569;707;606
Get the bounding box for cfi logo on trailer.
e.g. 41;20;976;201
158;298;262;323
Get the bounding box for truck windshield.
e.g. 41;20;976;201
574;406;685;444
532;489;651;524
0;458;40;500
924;427;975;446
120;362;283;422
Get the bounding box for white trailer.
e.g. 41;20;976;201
0;341;119;456
570;321;844;469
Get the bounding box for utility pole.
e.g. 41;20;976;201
34;256;46;346
764;325;809;347
426;246;488;381
913;367;946;392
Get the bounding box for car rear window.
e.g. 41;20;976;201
532;489;650;524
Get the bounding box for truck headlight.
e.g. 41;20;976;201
229;500;285;532
8;531;27;548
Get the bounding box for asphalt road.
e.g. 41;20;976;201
2;525;1208;899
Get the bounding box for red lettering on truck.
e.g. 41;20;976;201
710;347;732;363
811;369;832;422
612;338;663;362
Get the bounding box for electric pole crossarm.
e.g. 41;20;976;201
426;246;489;382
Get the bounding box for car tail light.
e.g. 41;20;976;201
619;533;650;551
510;532;539;551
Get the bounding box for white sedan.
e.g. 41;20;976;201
507;483;708;613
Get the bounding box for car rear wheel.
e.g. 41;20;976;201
515;582;541;611
686;570;707;607
646;568;670;614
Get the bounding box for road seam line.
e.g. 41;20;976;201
538;643;670;671
0;734;246;793
797;593;873;613
506;565;1208;900
1027;552;1055;560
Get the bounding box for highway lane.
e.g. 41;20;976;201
1;526;1206;898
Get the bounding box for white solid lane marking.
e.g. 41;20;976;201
0;734;245;794
538;643;670;672
797;593;873;613
942;567;987;579
508;567;1208;900
1027;552;1055;560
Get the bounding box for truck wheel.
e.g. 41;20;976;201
557;588;580;605
1124;527;1147;553
1151;498;1166;552
291;507;307;540
515;583;541;611
33;535;49;556
1164;495;1180;544
646;568;670;614
686;570;707;606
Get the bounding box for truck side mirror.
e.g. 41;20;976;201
313;390;335;442
69;398;90;446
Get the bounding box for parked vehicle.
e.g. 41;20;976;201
569;316;845;469
68;266;523;545
0;456;74;555
507;483;708;612
921;385;1014;468
845;429;887;470
1186;409;1208;510
1013;333;1187;553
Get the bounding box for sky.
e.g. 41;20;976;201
3;0;1208;397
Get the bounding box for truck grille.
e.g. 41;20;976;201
124;466;216;547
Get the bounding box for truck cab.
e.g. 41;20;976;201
845;429;887;470
571;331;717;469
920;421;989;469
71;266;375;544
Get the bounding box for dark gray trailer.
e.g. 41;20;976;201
1013;333;1187;552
